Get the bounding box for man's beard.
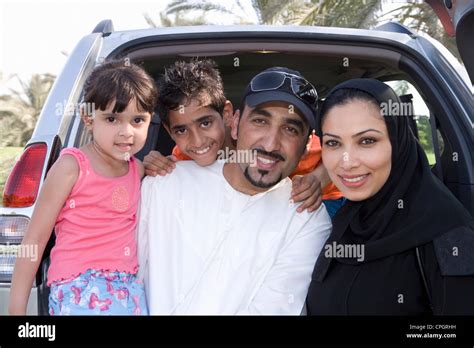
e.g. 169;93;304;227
243;166;282;189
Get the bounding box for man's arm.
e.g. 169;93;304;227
312;161;331;189
238;207;332;315
143;150;178;177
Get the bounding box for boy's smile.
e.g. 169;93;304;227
165;99;226;166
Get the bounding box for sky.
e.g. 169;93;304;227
0;0;167;77
1;0;460;129
0;0;257;92
0;0;252;94
1;0;409;79
0;0;467;93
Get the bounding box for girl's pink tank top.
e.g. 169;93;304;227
47;147;141;285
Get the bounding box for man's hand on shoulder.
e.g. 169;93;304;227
143;150;178;177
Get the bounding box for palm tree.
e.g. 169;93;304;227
282;0;381;28
159;0;292;25
151;0;459;61
160;0;381;26
0;93;31;147
250;0;296;24
144;10;209;27
0;73;55;147
380;2;460;60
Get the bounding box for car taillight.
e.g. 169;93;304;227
0;215;29;282
2;143;47;208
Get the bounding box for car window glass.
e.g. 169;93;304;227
386;80;440;166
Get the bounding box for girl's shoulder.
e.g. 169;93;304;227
61;146;88;160
50;150;80;183
56;147;91;185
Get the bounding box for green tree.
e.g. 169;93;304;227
158;0;381;26
147;0;459;61
158;0;294;25
0;73;55;147
381;2;460;61
144;10;208;27
281;0;381;28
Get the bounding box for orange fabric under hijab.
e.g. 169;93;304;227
291;134;342;200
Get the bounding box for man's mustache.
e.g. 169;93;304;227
253;148;285;162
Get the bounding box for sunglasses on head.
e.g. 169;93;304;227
250;71;318;107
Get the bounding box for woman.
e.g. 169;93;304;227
306;78;474;315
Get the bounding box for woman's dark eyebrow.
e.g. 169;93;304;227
353;129;383;137
323;129;383;139
322;133;341;139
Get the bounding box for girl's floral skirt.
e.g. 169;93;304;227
49;269;148;315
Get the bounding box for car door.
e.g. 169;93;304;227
427;0;474;85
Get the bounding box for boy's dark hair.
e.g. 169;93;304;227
156;59;226;125
83;60;157;115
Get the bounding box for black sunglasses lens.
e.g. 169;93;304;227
291;78;317;105
251;72;286;91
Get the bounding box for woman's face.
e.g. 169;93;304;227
321;99;392;201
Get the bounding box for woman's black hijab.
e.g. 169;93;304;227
313;78;473;281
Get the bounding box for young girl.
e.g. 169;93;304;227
9;60;157;315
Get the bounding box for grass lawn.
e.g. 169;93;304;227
0;146;23;206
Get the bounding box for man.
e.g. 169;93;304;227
137;67;332;314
